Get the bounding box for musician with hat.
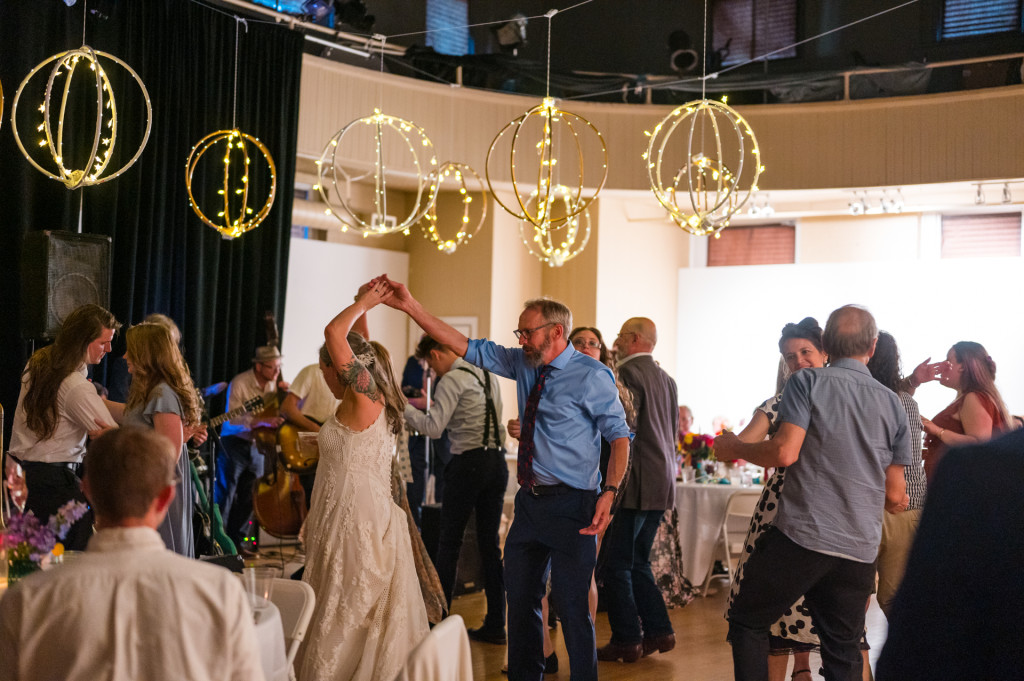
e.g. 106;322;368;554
215;345;287;550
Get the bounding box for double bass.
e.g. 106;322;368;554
251;312;308;538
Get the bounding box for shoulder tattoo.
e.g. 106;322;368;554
337;358;380;400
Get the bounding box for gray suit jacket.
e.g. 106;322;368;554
617;355;678;511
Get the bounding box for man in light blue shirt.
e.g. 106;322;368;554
715;305;911;681
377;275;630;681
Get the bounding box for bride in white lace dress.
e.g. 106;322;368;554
298;281;429;681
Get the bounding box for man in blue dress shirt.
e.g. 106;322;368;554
377;275;631;681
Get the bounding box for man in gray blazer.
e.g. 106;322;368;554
597;317;679;663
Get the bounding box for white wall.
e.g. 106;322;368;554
677;258;1024;434
282;238;410;379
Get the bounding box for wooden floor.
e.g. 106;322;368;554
451;578;889;681
256;543;889;681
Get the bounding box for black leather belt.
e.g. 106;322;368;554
21;460;83;474
461;447;504;456
529;483;576;497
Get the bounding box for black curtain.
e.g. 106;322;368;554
0;0;303;438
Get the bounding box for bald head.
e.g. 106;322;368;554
616;317;657;358
823;305;877;361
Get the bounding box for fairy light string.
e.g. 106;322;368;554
184;15;277;239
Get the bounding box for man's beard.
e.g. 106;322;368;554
524;334;552;367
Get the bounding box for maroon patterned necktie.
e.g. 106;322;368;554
518;365;552;489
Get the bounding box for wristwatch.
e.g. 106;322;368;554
601;484;619;498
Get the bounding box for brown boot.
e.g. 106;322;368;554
642;632;676;657
596;641;642;663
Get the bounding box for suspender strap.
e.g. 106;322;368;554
454;366;501;450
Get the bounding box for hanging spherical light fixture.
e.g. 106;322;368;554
315;109;439;237
644;98;763;237
486;97;608;231
11;46;152;190
419;161;487;254
185;129;277;239
518;184;591;267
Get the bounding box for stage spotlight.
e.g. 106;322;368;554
303;0;333;22
492;13;527;55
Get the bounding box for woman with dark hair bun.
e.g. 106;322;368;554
920;341;1013;482
726;316;830;681
867;331;927;618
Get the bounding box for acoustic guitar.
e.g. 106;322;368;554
278;422;319;474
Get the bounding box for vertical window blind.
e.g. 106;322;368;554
941;213;1022;258
714;0;797;67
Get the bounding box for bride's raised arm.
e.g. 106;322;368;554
324;280;392;403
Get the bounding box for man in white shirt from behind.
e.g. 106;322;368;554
0;426;265;681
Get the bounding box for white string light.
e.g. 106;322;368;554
419;162;487;254
185;17;277;239
315;109;439;237
11;46;152;189
518;184;591;267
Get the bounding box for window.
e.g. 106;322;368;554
707;223;795;266
426;0;470;56
941;0;1022;39
713;0;797;68
941;213;1021;258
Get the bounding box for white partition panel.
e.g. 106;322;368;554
677;258;1024;433
282;238;410;380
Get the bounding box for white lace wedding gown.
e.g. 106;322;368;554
299;408;429;681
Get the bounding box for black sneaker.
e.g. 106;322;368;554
467;626;507;645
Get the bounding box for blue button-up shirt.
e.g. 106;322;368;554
465;339;632;491
777;357;912;562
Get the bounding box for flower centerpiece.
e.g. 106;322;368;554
3;500;89;583
679;432;716;478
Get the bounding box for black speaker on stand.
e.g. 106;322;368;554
21;230;113;340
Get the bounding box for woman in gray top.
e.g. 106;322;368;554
119;322;203;557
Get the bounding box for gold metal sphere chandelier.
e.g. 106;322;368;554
518;183;591;268
644;97;763;237
419;162;487;254
11;45;152;190
185;129;277;239
315;108;439;237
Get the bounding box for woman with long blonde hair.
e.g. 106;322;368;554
120;321;202;557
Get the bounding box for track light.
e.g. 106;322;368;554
848;191;867;216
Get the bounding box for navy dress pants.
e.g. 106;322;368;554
505;487;598;681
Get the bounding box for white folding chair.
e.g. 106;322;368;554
268;578;316;681
392;614;473;681
702;489;761;595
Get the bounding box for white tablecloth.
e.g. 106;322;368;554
674;481;759;584
254;601;289;681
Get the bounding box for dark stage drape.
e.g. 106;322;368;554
0;0;303;437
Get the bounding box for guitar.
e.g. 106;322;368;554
278;423;319;474
205;394;276;429
189;453;236;556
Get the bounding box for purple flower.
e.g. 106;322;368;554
47;500;89;539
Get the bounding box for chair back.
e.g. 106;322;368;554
392;614;473;681
701;488;762;595
268;578;316;678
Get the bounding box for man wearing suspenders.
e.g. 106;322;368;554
403;334;509;644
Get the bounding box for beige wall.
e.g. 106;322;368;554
299;54;1024;192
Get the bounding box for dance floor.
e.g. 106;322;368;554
256;543;889;680
451;579;889;681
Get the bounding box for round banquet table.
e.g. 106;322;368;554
673;480;761;587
